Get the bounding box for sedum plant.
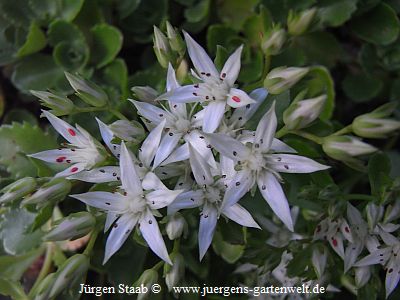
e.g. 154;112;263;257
0;1;400;300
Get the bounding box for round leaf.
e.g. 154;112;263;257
90;24;123;68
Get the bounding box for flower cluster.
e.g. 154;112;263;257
29;33;330;265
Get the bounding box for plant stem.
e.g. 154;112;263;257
291;131;324;144
29;243;54;297
332;125;353;136
110;109;128;120
173;238;180;253
83;229;100;256
275;126;289;138
152;261;164;271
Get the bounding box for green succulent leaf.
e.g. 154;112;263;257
342;73;383;102
90;24;123;68
350;3;400;45
16;22;46;58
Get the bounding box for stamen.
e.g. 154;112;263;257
71;167;78;173
56;156;66;163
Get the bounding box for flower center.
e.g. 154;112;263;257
204;185;222;205
174;118;191;133
194;80;230;102
128;195;147;214
245;151;265;171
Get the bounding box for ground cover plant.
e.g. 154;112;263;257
0;0;400;299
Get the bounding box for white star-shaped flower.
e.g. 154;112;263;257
168;145;260;260
157;32;256;133
355;229;400;298
206;103;330;231
131;64;216;169
28;111;107;177
71;142;183;264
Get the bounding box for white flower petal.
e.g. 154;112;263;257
67;166;120;183
54;162;87;177
267;154;330;173
104;212;118;232
340;219;354;243
153;132;182;169
130;100;169;125
28;149;79;164
202;101;226;133
96;118;120;157
205;133;251;161
139;210;172;264
166;63;180;91
222;203;260;228
227;88;256;109
161;143;189;166
183;31;219;79
355;266;371;288
189;145;213;185
220;155;236;181
70;191;127;212
230;88;268;127
167;190;204;215
120;142;142;196
222;170;254;210
157;85;201;103
220;45;243;86
254;102;277;152
344;242;363;273
328;233;345;259
312;247;327;278
354;247;391;267
186;130;217;169
139;119;166;168
142;172;167;190
257;171;293;231
146;189;183;209
385;259;400;297
270;139;297;153
42;110;87;146
199;204;218;261
103;214;137;264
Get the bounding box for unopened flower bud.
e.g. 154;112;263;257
134;269;159;300
153;26;172;68
261;27;286;55
22;178;71;205
264;67;309;94
109;120;145;142
33;273;56;300
287;8;317;36
166;213;187;240
384;200;400;223
166;21;185;55
355;266;371;288
366;203;384;230
312;246;327;278
164;253;185;291
283;94;326;130
352;103;400;138
0;177;36;204
49;254;89;298
131;86;159;103
65;72;108;107
44;212;96;241
322;135;377;161
30;90;74;115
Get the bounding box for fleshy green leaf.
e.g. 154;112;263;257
0;248;43;280
16;22;46;58
342;73;383;102
350;3;400;45
0;279;28;300
0;122;57;178
0;207;44;255
212;231;244;264
90;24;123;68
185;0;210;23
11;54;64;92
318;0;357;27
